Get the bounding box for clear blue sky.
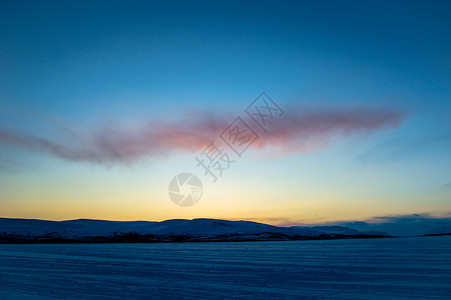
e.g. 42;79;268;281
1;0;450;223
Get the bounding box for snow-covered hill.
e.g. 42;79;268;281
0;217;388;243
339;215;451;236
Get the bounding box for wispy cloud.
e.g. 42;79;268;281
356;134;451;163
253;106;402;153
341;213;451;236
282;212;451;236
0;106;403;166
324;212;451;236
365;212;451;223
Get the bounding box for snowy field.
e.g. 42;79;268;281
1;236;451;299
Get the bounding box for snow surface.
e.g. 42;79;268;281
0;236;450;299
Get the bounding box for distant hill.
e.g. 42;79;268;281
0;218;389;243
338;215;451;237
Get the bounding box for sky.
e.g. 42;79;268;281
0;0;450;224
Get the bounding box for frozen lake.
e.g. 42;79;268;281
1;236;451;299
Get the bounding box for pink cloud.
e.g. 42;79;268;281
254;106;402;154
0;106;403;165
